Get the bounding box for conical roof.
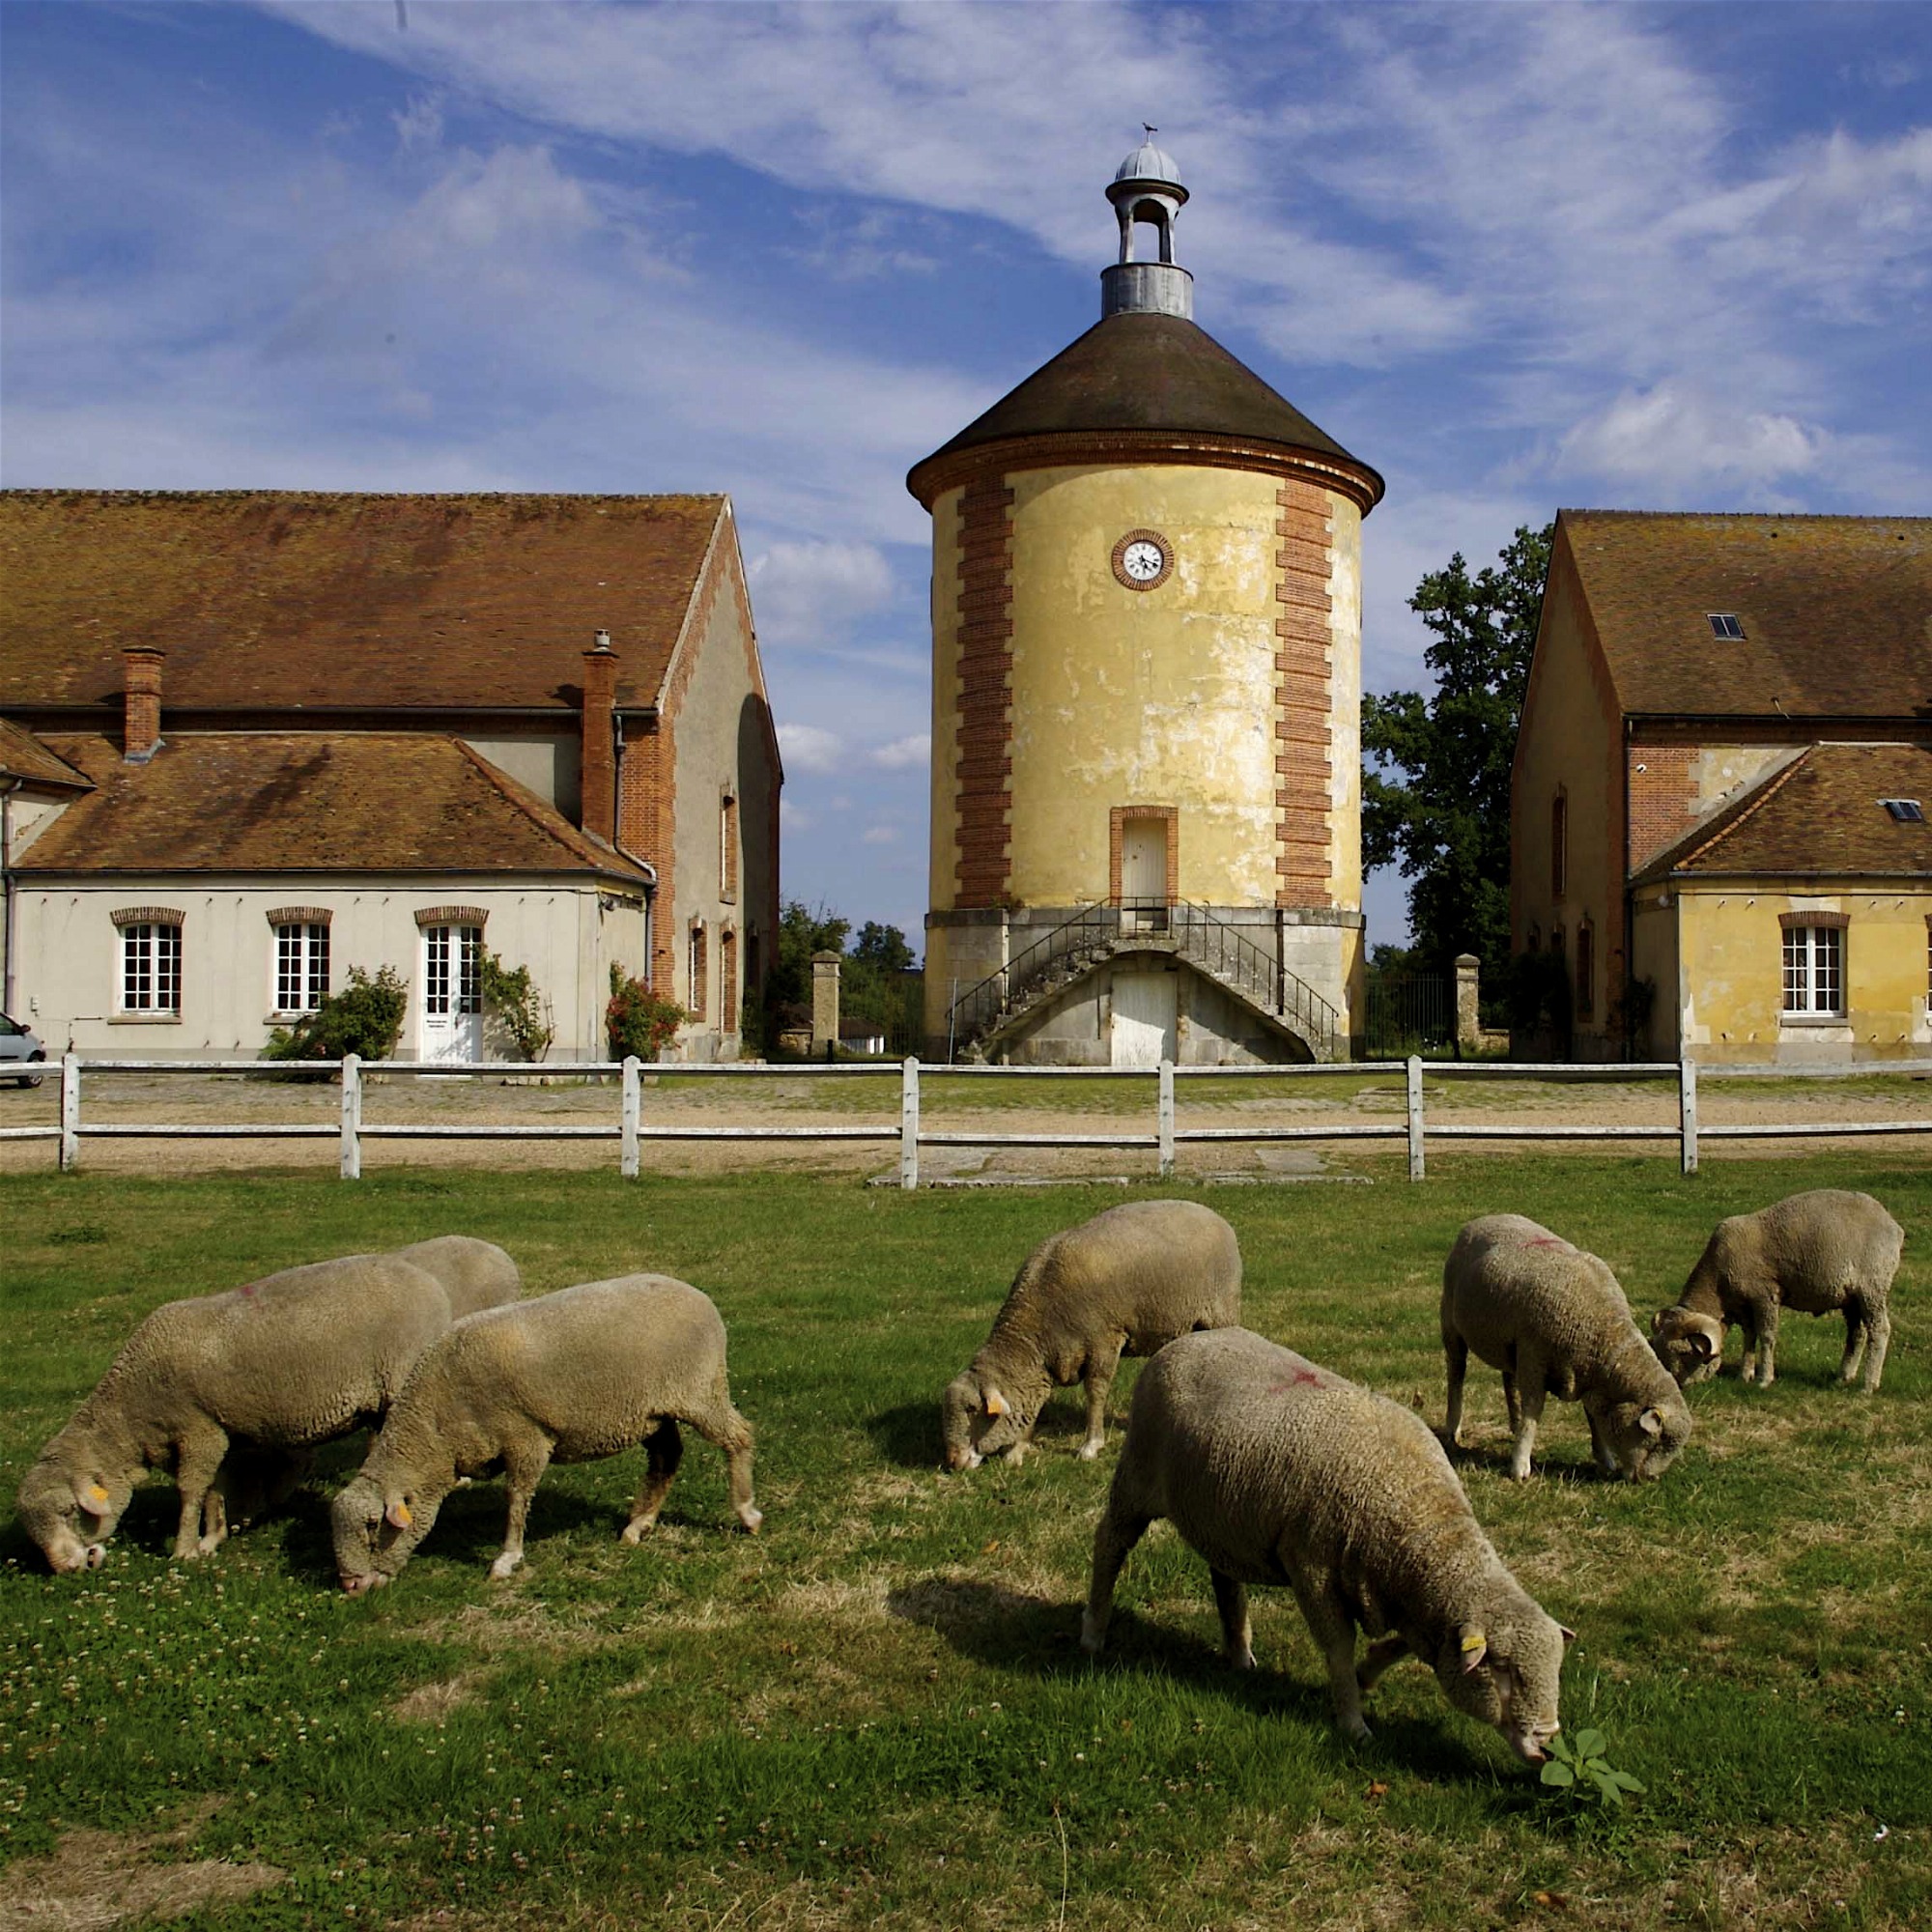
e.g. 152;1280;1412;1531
907;311;1382;509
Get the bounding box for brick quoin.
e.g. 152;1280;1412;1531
953;478;1015;905
1627;745;1701;873
1274;481;1334;908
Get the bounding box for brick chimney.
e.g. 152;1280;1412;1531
581;631;618;839
123;648;166;761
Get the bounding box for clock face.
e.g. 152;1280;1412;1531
1112;528;1173;590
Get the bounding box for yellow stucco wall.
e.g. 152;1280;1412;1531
926;485;965;918
1513;567;1617;1039
1676;884;1932;1061
1326;499;1364;908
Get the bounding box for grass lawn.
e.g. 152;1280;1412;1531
4;1154;1929;1928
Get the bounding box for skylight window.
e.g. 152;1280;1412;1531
1708;612;1746;640
1881;798;1924;823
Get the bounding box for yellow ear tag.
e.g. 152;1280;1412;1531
1460;1632;1486;1655
86;1484;111;1509
983;1389;1009;1417
386;1500;413;1530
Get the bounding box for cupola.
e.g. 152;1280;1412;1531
1102;128;1193;319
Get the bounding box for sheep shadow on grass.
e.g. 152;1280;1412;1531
866;1394;1125;1472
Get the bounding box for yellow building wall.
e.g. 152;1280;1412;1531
1326;499;1364;909
1677;884;1932;1062
1512;564;1619;1042
926;484;965;918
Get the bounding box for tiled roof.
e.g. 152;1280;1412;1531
0;492;725;714
908;312;1381;506
1561;511;1932;720
1636;742;1932;880
14;732;652;883
0;716;91;789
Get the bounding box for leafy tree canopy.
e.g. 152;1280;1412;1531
765;901;920;1033
1362;520;1553;980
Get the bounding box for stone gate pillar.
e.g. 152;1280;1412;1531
1455;953;1481;1056
811;951;842;1057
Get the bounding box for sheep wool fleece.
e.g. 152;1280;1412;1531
1082;1327;1567;1761
388;1235;523;1320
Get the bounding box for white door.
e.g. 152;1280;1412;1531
1122;817;1168;933
419;924;484;1064
1110;967;1178;1067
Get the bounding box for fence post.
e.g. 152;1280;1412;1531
900;1057;920;1191
339;1054;362;1180
1679;1057;1698;1176
1406;1054;1426;1180
59;1052;79;1173
621;1057;641;1179
1157;1059;1176;1178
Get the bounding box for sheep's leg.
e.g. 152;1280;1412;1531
622;1419;683;1541
1441;1332;1468;1447
1755;1302;1780;1388
1080;1345;1124;1461
1209;1569;1255;1670
688;1397;761;1533
1502;1370;1522;1438
1738;1307;1760;1383
173;1428;230;1561
1356;1634;1410;1695
1292;1575;1367;1742
198;1486;229;1556
491;1436;554;1580
1508;1367;1546;1481
1585;1407;1618;1479
1838;1304;1868;1385
1080;1500;1152;1656
1860;1305;1890;1393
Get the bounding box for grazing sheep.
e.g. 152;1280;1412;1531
1442;1215;1691;1482
941;1200;1242;1471
1081;1327;1572;1760
16;1255;454;1573
388;1236;523;1320
331;1273;760;1592
1651;1189;1902;1392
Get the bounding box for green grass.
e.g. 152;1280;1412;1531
4;1156;1930;1927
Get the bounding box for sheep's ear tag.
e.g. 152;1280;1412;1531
982;1389;1009;1417
385;1499;413;1530
1638;1407;1664;1438
79;1481;111;1512
1459;1629;1488;1672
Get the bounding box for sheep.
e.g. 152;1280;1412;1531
1651;1188;1902;1393
388;1235;523;1319
1442;1214;1691;1482
330;1273;760;1592
1080;1326;1573;1760
16;1255;454;1574
941;1200;1242;1471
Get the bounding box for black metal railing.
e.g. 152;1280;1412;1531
1363;974;1452;1058
945;901;1342;1062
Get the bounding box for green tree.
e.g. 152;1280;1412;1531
767;900;852;1025
1362;521;1553;979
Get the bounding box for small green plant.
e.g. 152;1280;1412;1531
1539;1728;1644;1805
479;950;554;1063
606;963;689;1062
264;965;409;1068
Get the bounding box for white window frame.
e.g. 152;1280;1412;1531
273;922;331;1015
424;924;484;1018
1781;924;1844;1018
121;922;182;1014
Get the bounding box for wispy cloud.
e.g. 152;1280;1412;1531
776;723;844;775
871;732;930;771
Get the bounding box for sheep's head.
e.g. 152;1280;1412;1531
16;1457;130;1575
1593;1389;1692;1481
940;1373;1021;1471
1436;1605;1573;1765
330;1470;440;1593
1650;1307;1724;1386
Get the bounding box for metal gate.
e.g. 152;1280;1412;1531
1364;974;1452;1058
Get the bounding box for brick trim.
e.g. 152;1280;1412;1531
953;476;1015;906
1273;480;1334;909
1779;909;1850;930
110;904;184;927
266;905;332;926
414;905;489;928
1108;805;1179;903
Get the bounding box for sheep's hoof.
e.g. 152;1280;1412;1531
1077;1440;1103;1462
1078;1613;1106;1656
737;1506;764;1534
1339;1717;1373;1745
620;1519;657;1545
488;1552;523;1581
1229;1648;1258;1672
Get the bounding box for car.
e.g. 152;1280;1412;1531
1;1013;47;1088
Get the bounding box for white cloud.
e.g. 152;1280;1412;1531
1555;385;1827;499
870;732;930;771
861;825;897;845
392;92;443;153
749;540;895;648
776;723;844;775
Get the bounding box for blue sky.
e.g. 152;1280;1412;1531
4;2;1928;953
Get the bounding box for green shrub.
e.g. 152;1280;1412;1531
480;950;554;1063
263;965;409;1067
606;963;689;1062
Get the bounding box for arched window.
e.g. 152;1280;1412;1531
1550;792;1568;901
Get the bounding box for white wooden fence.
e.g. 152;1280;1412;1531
6;1054;1932;1187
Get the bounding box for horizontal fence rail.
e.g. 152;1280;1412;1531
15;1053;1932;1187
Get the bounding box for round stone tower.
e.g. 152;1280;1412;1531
909;140;1382;1065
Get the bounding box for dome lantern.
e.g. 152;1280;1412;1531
1102;128;1193;319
